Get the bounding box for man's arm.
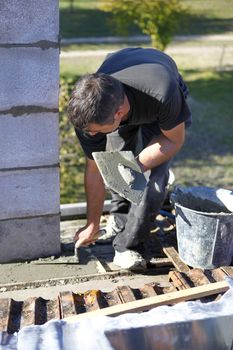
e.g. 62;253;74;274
137;122;185;172
74;157;106;247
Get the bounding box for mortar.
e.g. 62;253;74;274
92;151;147;205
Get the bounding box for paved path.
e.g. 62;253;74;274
61;33;233;45
61;45;233;58
60;32;233;62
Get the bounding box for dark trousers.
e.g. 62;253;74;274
106;121;170;253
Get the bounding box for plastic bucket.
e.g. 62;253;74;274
171;186;233;269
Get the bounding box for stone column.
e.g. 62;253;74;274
0;0;61;262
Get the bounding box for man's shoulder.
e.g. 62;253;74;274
97;47;174;74
97;47;179;102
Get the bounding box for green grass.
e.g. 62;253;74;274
181;0;233;35
59;0;140;38
60;56;103;76
172;69;233;189
60;0;233;39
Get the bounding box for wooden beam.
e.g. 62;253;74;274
162;246;190;273
221;266;233;277
65;280;229;323
169;271;193;290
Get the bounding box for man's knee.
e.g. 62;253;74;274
147;164;170;212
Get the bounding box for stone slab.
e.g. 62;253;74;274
0;113;59;169
0;0;59;43
0;167;60;220
0;47;59;111
0;215;60;263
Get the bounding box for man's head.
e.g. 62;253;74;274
68;73;126;134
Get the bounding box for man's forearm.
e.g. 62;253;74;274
85;159;106;230
137;123;185;172
137;134;181;171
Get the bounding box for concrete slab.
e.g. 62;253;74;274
0;113;59;169
0;215;60;263
0;47;59;111
0;167;60;220
0;274;170;301
0;218;169;290
0;252;97;284
0;0;59;43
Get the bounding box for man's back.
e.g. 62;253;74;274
98;47;181;98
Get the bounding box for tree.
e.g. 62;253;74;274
100;0;186;51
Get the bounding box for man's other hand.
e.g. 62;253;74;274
74;225;100;248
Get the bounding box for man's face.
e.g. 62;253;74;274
84;119;121;136
85;94;130;136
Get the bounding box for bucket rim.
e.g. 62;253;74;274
174;202;233;216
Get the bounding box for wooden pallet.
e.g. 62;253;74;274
0;261;232;333
0;216;232;333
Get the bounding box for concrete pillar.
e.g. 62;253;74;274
0;0;61;262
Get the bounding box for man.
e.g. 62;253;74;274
68;47;191;270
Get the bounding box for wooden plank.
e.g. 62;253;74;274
104;289;123;307
34;298;60;325
149;257;173;268
117;286;137;303
65;280;229;322
0;298;11;332
161;284;178;294
211;268;227;282
162;246;190;273
221;266;233;277
187;269;211;286
139;284;158;298
95;259;109;274
169;271;193;290
84;290;107;312
20;297;36;328
204;269;228;302
59;291;85;318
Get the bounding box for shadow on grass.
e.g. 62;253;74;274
60;7;140;38
60;5;233;39
175;70;233;163
177;14;233;36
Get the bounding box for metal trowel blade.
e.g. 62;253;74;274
92;151;147;205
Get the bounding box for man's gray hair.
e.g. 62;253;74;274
68;73;125;130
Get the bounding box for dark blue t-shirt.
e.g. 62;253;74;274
76;47;191;159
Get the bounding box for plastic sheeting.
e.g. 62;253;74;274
1;278;233;350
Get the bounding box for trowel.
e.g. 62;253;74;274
92;151;148;205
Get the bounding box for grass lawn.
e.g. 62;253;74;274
172;70;233;189
60;46;233;203
60;0;233;39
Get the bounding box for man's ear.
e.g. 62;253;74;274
114;108;124;122
114;94;130;123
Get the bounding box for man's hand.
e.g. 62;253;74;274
74;225;100;248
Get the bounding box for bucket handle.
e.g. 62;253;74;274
176;205;192;227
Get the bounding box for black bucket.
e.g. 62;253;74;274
171;186;233;269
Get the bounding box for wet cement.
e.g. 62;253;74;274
93;151;147;205
0;218;170;299
0;220;98;286
0;274;169;300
